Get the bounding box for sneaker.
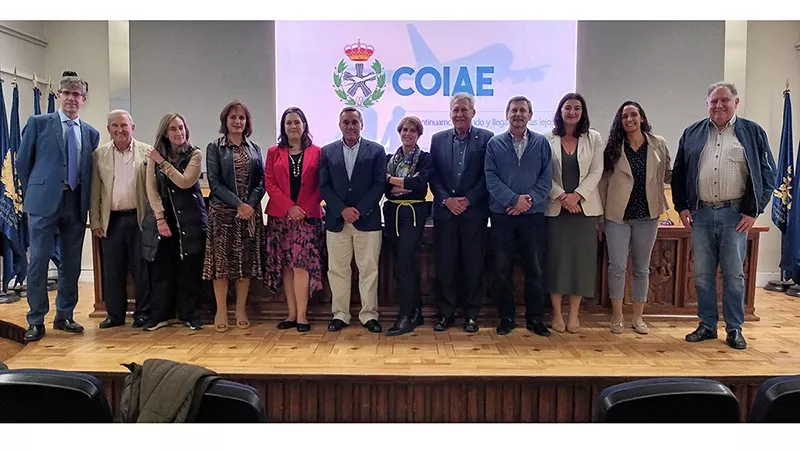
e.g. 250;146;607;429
144;320;169;332
186;320;203;330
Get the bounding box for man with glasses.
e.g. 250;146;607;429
17;71;100;342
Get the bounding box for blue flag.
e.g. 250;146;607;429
33;86;41;115
0;81;27;291
773;90;793;235
47;90;55;114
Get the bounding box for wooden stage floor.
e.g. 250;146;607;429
2;284;800;422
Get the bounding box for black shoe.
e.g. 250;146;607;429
132;318;146;329
277;320;298;330
99;318;124;329
387;316;415;337
185;319;203;330
297;322;311;333
328;319;349;332
24;324;45;342
464;318;479;333
526;319;551;337
410;308;424;326
363;319;382;333
496;318;516;335
685;325;718;342
433;316;455;332
726;329;747;350
53;318;84;333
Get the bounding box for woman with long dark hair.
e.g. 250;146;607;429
203;101;266;332
264;107;325;333
544;93;604;333
142;113;207;331
600;101;672;334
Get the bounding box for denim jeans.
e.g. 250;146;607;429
604;218;659;302
691;205;748;333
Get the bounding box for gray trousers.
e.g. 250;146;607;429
605;218;658;302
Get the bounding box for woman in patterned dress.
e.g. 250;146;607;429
264;107;325;333
203;101;266;332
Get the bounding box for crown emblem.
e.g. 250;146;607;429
344;39;374;62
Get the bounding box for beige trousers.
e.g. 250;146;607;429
326;223;382;324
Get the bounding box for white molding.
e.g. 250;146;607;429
757;271;782;288
0;24;48;48
79;270;94;284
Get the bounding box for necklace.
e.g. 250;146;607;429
290;151;303;178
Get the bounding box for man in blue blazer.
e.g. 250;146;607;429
16;73;100;342
429;93;494;333
320;106;386;333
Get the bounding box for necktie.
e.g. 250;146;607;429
67;120;78;190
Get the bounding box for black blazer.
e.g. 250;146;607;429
429;126;494;220
319;138;386;232
205;137;265;210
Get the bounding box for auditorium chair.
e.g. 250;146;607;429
748;375;800;422
0;368;113;423
592;377;740;423
193;379;267;423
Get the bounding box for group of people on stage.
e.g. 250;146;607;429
16;72;776;351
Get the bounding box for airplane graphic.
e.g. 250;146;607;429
381;24;550;86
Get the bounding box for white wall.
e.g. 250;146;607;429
129;21;276;171
577;21;725;156
742;21;800;282
0;21;47;125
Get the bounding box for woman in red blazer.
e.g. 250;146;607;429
264;106;324;333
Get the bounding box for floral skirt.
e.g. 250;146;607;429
263;216;326;294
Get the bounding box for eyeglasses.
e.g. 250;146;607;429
58;90;85;99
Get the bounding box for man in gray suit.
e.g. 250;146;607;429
429;93;494;332
17;72;100;342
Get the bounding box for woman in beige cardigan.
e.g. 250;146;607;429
544;93;604;333
600;101;671;334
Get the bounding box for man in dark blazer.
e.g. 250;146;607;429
429;93;494;332
16;72;100;342
320;106;386;333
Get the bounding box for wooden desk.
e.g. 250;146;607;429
90;216;767;321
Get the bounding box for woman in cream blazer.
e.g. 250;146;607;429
544;93;604;334
600;100;671;336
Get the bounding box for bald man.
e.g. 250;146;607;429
89;110;152;329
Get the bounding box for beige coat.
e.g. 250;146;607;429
600;132;672;224
545;129;605;217
89;138;151;233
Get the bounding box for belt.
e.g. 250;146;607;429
699;198;742;209
386;199;424;237
111;209;137;216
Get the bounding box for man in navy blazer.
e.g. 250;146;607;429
429;93;494;333
320;106;386;333
16;72;100;342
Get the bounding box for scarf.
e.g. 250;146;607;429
387;145;421;178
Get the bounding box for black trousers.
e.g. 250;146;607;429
490;212;547;321
101;210;149;323
383;201;428;317
147;234;204;323
434;214;488;319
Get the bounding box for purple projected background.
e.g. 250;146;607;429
275;21;577;152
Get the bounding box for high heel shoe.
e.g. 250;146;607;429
566;320;580;334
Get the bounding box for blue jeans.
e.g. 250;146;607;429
691;205;747;333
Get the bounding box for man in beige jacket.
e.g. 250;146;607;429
90;110;152;328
